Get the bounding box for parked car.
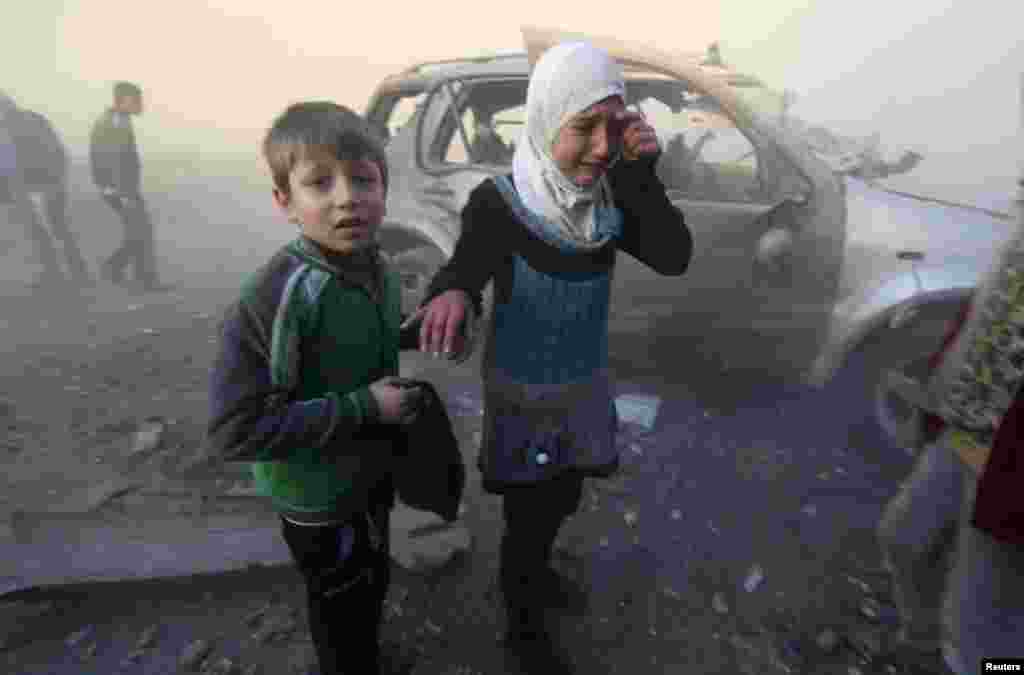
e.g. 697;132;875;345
366;25;1016;444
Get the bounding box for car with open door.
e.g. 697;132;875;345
366;25;1015;445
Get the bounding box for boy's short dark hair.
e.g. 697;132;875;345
113;82;142;101
263;101;388;196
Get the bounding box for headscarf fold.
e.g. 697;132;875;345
512;41;626;250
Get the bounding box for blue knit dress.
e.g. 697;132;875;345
424;160;692;493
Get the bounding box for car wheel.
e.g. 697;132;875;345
384;243;447;316
860;302;964;450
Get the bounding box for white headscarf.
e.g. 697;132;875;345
512;41;626;246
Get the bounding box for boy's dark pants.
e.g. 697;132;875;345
500;471;585;626
280;496;392;675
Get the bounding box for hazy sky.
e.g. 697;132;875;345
5;0;1023;204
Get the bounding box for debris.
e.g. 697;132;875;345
424;619;442;635
623;509;638;527
629;442;643;456
180;639;214;671
65;625;94;648
614;393;661;430
286;644;317;675
859;597;880;621
81;642;98;660
815;628;839;652
671;508;683;520
390;520;471;572
801;504;817;517
136;624;159;649
845;575;872;594
712;592;729;614
708;520;720;535
242;665;260;675
743;564;765;592
129;418;165;455
817;471;830;481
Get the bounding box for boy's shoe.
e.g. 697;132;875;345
536;566;588;615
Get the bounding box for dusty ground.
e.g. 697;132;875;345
0;174;956;674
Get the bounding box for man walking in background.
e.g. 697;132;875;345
90;81;171;292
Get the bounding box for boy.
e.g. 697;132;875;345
206;101;425;675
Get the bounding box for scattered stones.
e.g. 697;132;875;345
65;625;94;648
743;564;765;592
670;508;683;520
623;509;638;527
205;656;243;675
128;418;165;456
136;624;159;649
712;592;730;614
815;628;839;652
180;639;214;671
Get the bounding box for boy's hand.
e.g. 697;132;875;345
404;289;475;362
617;109;661;161
369;377;425;425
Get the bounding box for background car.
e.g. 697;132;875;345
366;26;1016;444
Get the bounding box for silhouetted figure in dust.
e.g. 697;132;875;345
89;81;171;292
0;91;91;288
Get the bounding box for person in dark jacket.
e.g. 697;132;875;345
0;91;90;287
89;81;170;292
406;41;693;673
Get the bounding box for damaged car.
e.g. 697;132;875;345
366;25;1017;444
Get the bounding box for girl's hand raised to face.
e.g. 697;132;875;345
617;108;661;161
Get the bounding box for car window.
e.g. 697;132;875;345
384;92;427;140
636;92;767;203
430;79;527;168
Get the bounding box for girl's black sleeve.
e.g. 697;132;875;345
422;181;509;316
608;156;693;276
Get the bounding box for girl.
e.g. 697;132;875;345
409;41;693;670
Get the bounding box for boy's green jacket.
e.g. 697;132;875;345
205;237;417;525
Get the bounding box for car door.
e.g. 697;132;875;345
414;76;526;229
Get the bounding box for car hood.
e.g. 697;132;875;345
837;176;1018;304
844;176;1016;265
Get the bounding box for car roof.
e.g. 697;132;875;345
373;54;531;95
372;51;766;97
